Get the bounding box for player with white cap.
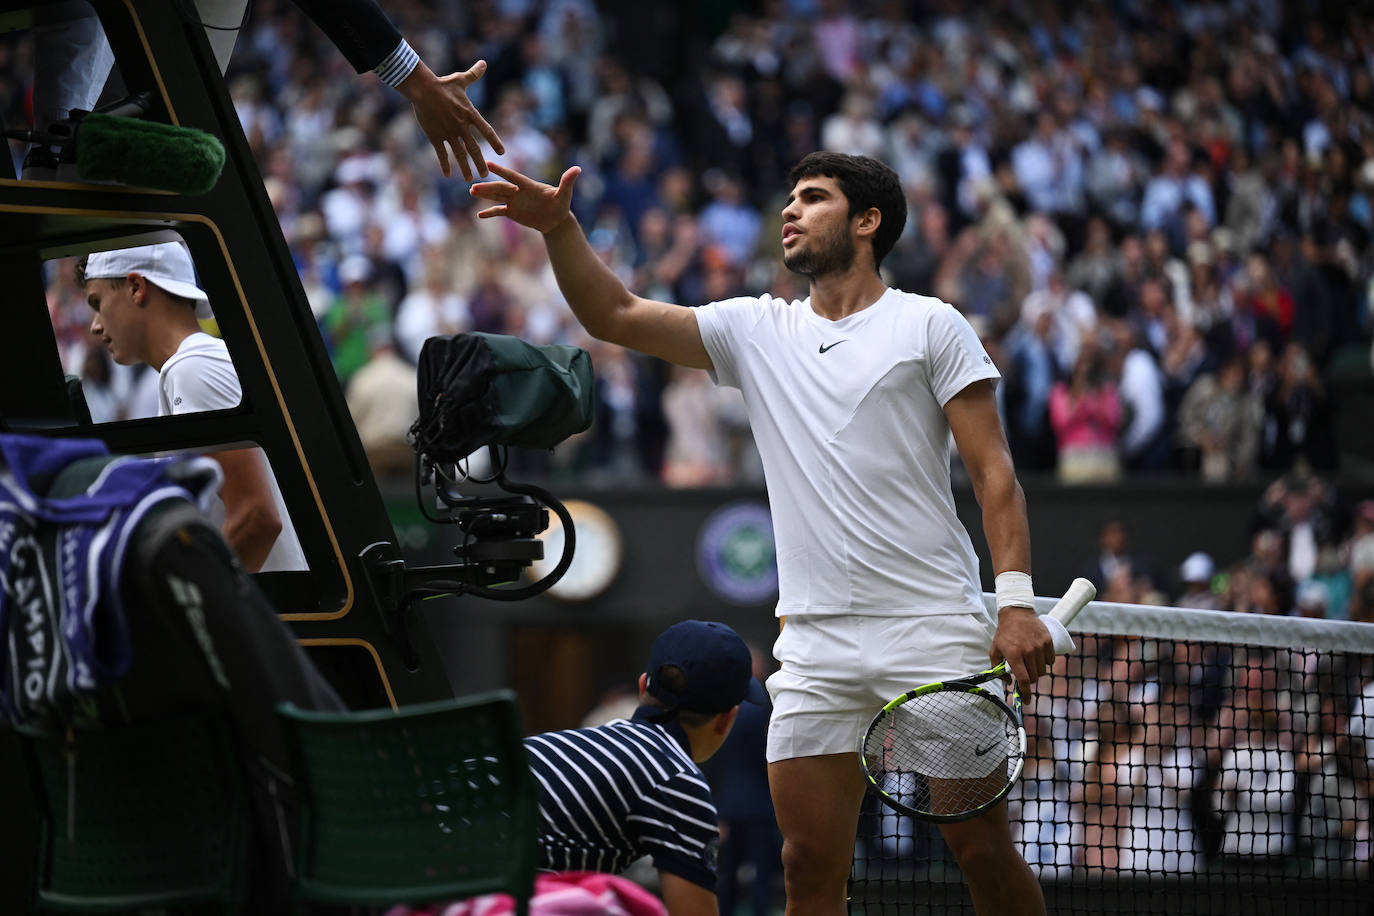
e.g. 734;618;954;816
79;242;305;573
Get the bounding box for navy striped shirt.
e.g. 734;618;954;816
524;707;720;890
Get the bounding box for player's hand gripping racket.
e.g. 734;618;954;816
859;577;1096;823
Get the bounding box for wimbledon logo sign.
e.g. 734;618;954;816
695;502;778;605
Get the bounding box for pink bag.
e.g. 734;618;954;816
382;871;669;916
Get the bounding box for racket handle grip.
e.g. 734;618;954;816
1049;577;1096;627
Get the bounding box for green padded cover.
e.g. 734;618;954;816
410;332;594;462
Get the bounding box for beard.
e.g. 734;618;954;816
782;222;857;278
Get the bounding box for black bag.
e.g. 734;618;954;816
409;332;594;463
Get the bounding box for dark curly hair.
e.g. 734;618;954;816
788;152;907;271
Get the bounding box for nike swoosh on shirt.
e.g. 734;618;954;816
818;340;848;353
974;742;1001;757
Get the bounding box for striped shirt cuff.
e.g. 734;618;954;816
374;39;420;88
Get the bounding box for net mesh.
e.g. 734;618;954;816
849;599;1374;916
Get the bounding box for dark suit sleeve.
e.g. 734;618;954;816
289;0;405;74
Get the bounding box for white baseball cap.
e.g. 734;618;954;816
1179;551;1214;584
84;242;213;319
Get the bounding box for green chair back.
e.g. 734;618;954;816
279;689;537;914
21;714;250;913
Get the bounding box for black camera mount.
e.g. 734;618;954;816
358;444;576;669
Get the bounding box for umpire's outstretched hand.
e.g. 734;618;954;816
396;60;505;181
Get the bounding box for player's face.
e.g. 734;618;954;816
86;277;145;366
781;176;858;278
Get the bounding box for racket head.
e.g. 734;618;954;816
860;669;1026;824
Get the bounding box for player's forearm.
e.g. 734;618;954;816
979;471;1032;578
221;503;282;573
543;214;635;342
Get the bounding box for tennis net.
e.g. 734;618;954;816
849;597;1374;915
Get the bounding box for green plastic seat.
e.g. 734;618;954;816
278;689;537;914
21;714;250;913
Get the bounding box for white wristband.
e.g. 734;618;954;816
995;571;1035;610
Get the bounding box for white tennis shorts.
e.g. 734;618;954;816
764;612;996;764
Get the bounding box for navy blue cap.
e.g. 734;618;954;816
646;620;770;714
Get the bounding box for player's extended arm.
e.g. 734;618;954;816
945;380;1053;690
658;872;720;916
470;162;712;370
209;447;283;574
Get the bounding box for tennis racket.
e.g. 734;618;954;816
859;577;1096;823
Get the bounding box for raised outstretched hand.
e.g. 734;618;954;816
470;162;582;234
397;60;505;182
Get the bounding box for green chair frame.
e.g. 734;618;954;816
278;689;537;915
20;713;250;913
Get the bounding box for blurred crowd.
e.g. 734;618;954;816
1075;468;1374;621
15;0;1374;487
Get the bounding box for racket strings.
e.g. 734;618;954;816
863;689;1021;818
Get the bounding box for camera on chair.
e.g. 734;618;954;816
422;455;550;590
405;331;594;599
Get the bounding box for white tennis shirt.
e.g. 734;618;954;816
159;332;307;573
695;289;999;618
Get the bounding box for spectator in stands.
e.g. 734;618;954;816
1176;356;1264;482
1295;677;1372;877
1176;552;1221;611
1073;700;1136;871
393;254;471;364
887;199;952;301
697;171;763;268
1239;252;1294;357
1080;519;1154;597
1261;342;1337;471
1064;217;1119;311
1019;267;1095;379
1048;339;1121;484
1117;683;1203;874
1141;140;1214;244
1349;577;1374;625
1105;320;1169;472
1207;658;1300;868
344;328;418;480
1011;110;1085;221
321;155;381;254
1296;580;1333;619
1085;129;1146;231
1001;297;1058;473
1255;471;1340;587
1013;694;1074;876
321;255;391;386
1346;501;1374;609
660;366;733;487
78;345;125;424
936;204;1032;337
